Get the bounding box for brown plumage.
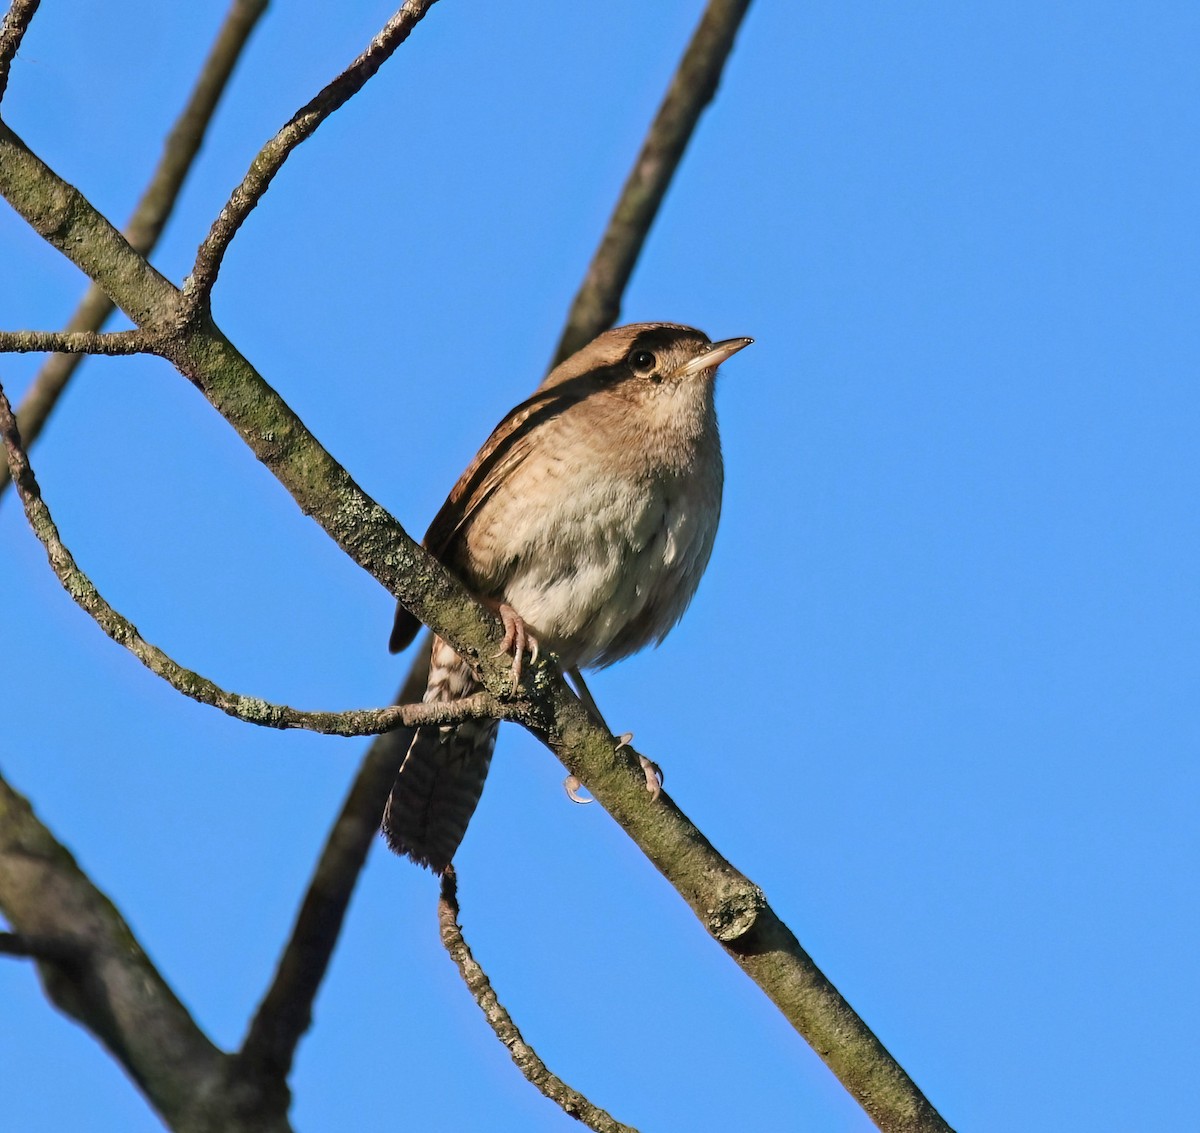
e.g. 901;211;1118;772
383;323;752;871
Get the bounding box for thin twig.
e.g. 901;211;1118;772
550;0;753;368
183;0;440;309
0;329;155;355
438;870;639;1133
0;380;500;737
0;0;267;501
0;0;40;102
0;930;79;963
125;0;269;255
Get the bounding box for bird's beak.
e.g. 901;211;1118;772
677;336;754;378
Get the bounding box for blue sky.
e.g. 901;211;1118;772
2;2;1198;1130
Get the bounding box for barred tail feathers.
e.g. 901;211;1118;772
381;637;498;872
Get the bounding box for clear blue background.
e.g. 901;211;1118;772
2;2;1197;1130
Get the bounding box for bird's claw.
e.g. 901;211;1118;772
564;775;593;804
638;754;663;801
494;603;539;693
613;733;663;801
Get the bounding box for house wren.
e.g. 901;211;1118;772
383;322;752;871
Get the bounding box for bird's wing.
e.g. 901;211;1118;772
388;387;576;654
424;387;576;558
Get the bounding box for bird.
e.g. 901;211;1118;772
382;322;752;872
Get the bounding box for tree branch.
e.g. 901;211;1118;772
0;0;40;102
496;684;955;1133
2;120;510;688
550;0;753;368
183;0;440;310
0;380;502;737
0;929;79;963
0;329;155;355
0;0;267;501
0;770;295;1133
437;869;639;1133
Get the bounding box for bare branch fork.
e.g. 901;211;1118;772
182;0;441;312
0;0;268;498
0;772;291;1133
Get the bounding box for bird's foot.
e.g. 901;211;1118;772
562;736;661;805
614;732;662;797
493;602;539;693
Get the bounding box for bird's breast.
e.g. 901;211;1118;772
461;425;723;670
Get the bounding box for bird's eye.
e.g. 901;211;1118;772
629;349;657;374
